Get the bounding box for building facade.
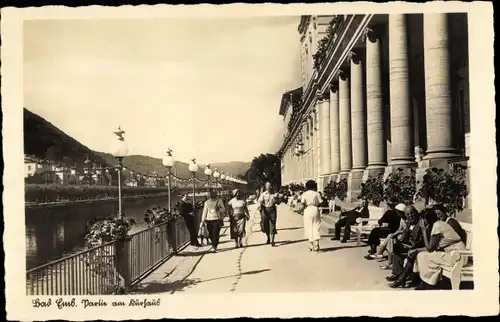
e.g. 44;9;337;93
277;14;471;206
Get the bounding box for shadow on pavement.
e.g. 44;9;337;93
274;239;307;247
175;249;212;257
277;227;302;231
320;244;366;253
131;269;271;294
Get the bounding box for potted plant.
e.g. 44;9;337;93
383;168;417;205
336;178;348;201
415;164;468;216
84;213;136;294
85;214;136;247
358;173;384;207
144;207;177;244
323;180;337;201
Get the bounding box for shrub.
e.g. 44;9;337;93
84;215;136;247
144;206;181;228
279;185;290;196
358;174;384;206
416;164;468;216
83;214;136;294
336;178;348;201
383;168;417;205
323;181;336;200
289;183;305;193
323;178;348;201
24;184;171;203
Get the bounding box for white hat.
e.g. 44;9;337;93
395;203;406;212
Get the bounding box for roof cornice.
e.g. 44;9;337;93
298;16;311;34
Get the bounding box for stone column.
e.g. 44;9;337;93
423;13;460;165
319;94;332;190
348;51;367;201
287;150;291;184
364;27;387;178
302;125;307;182
329;84;341;183
309;115;315;181
338;70;352;180
315;108;321;181
387;14;416;170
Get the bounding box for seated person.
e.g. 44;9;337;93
385;206;437;288
318;192;330;214
365;203;408;260
365;198;404;255
331;199;369;243
412;204;467;290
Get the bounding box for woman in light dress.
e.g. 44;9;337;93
227;189;250;248
299;180;323;252
411;204;467;290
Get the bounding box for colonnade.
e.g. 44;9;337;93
282;14;462;200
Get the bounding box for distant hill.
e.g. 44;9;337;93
94;152;250;179
24;108;250;178
24;108;111;168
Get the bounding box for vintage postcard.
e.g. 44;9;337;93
2;2;498;320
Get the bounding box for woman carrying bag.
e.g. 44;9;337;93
201;189;226;253
198;219;210;246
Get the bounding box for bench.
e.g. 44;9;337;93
442;222;473;290
319;205;385;246
354;206;385;246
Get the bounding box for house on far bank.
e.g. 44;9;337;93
54;165;72;185
24;157;38;178
24;155;52;179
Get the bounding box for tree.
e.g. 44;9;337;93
45;145;63;162
25;172;45;184
244;153;281;190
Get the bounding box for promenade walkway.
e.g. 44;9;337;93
130;204;395;294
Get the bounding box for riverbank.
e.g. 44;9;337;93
24;186;213;210
25;192;171;209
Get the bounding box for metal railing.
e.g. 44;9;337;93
128;218;189;285
26;241;119;295
26;215;193;295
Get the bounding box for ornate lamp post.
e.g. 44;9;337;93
220;172;226;196
112;126;128;219
188;158;199;206
204;164;212;191
162;148;175;212
213;169;220;194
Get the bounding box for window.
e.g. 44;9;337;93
28;165;32;171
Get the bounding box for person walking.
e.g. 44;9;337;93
228;188;250;248
257;182;281;246
179;194;201;247
201;189;225;253
299;180;323;252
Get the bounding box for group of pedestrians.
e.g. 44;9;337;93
177;181;285;253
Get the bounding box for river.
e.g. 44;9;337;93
25;195;192;270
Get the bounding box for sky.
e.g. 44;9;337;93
24;17;302;164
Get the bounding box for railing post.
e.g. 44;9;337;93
115;237;131;289
166;220;177;252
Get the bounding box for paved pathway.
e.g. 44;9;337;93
130;204;396;294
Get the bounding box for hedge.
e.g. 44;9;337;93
25;184;172;203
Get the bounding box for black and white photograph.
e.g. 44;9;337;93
2;2;497;320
